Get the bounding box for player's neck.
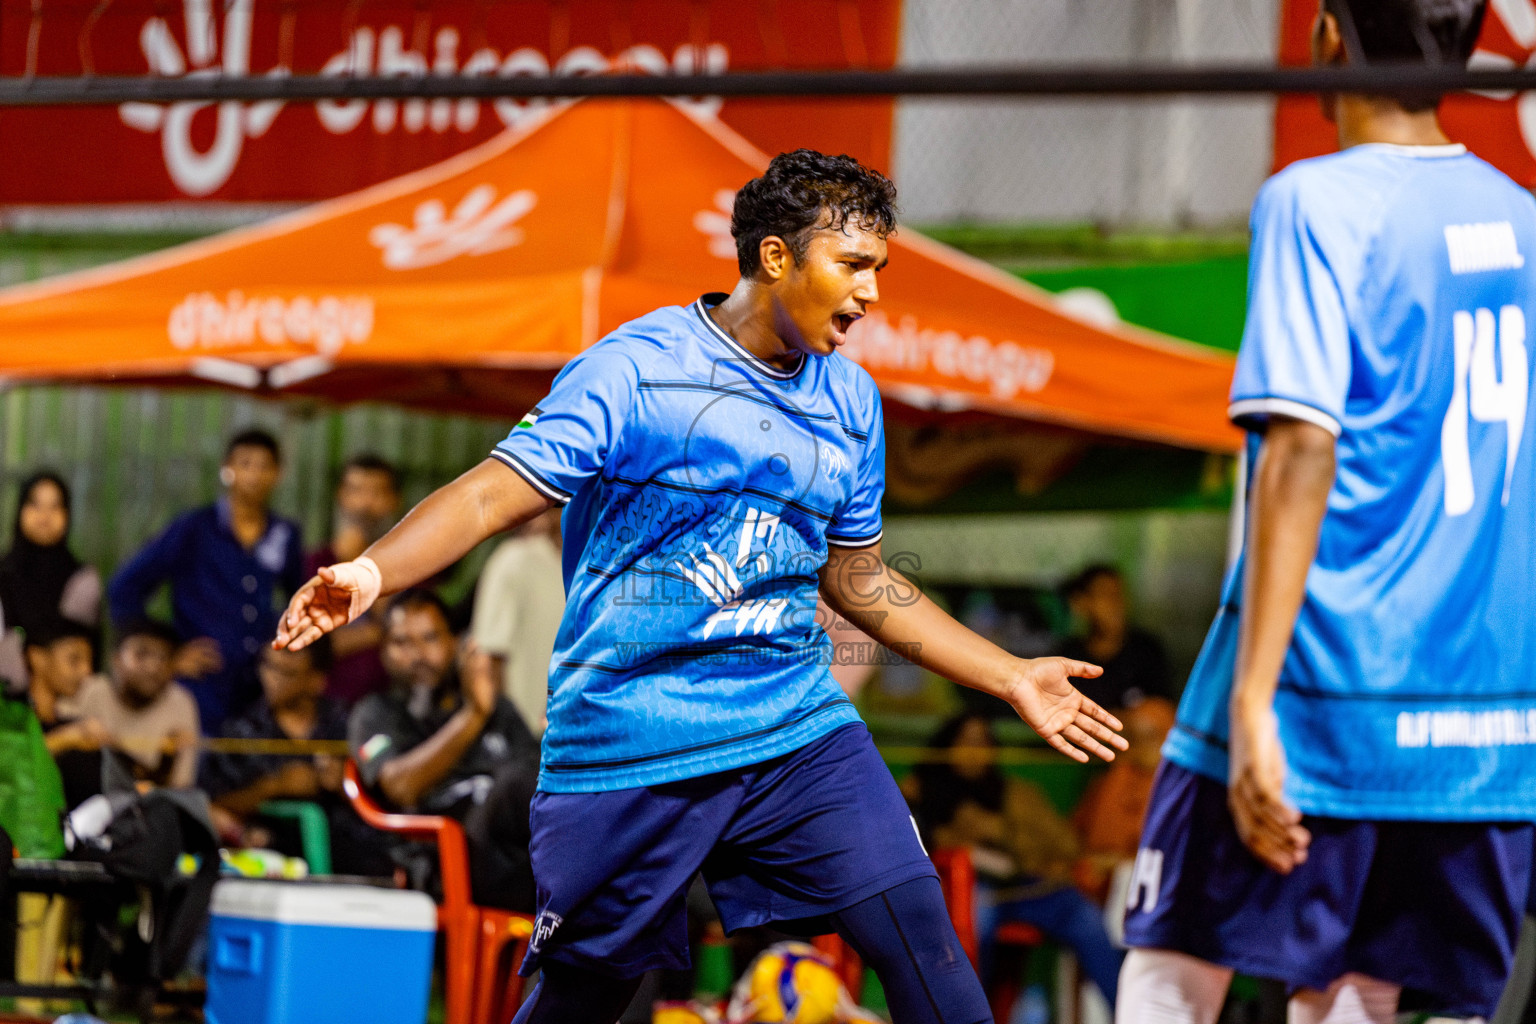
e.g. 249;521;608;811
708;282;803;372
1333;95;1452;150
227;493;268;524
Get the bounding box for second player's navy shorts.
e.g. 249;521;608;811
1122;761;1533;1017
519;723;934;977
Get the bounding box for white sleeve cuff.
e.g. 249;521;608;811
1228;397;1342;438
826;530;883;548
489;448;573;504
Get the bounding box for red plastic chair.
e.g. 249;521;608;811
932;847;1069;1024
343;761;534;1024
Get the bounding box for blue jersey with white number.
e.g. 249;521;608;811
492;295;878;792
1165;144;1536;820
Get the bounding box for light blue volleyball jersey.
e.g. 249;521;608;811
492;295;881;792
1165;144;1536;820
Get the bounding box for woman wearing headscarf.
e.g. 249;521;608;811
0;472;101;688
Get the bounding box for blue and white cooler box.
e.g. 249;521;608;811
207;879;437;1024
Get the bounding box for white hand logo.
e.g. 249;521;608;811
678;542;748;608
369;185;538;269
109;2;732;199
677;509;787;639
118;0;288;196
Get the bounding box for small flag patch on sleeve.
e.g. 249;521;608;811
516;407;542;429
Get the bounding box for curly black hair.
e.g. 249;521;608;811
730;149;898;278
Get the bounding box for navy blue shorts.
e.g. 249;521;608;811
1122;762;1533;1017
520;723;934;977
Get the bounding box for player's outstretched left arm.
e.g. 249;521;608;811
819;542;1126;763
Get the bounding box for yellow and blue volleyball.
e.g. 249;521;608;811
652;1002;715;1024
729;942;842;1024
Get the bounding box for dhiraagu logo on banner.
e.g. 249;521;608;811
117;0;729;197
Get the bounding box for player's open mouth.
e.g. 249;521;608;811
831;312;861;344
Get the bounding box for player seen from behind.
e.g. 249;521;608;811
1118;0;1535;1020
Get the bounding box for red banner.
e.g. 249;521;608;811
0;0;898;202
1274;0;1536;185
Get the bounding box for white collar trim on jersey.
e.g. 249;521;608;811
693;295;806;380
1354;142;1468;158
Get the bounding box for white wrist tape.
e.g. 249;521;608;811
347;555;383;622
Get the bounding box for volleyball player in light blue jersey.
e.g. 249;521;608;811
1119;1;1536;1021
487;292;901;794
276;150;1125;1024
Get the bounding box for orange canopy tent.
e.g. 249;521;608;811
0;99;1239;453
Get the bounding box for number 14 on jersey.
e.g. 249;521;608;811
1442;305;1528;516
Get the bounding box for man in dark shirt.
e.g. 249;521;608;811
304;455;402;708
1057;564;1172;711
201;636;391;877
348;589;539;911
108;429;304;734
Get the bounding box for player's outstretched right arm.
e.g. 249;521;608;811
274;459;553;651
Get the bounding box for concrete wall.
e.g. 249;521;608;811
894;0;1283;227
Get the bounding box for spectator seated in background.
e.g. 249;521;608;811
348;589;540;912
201;636;393;877
107;429;304;736
1056;564;1172;712
24;619;110;810
305;455;402;709
904;712;1124;1007
0;471;103;690
1072;697;1175;902
76;620;200;790
470;506;563;736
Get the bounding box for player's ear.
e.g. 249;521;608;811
1311;8;1345;67
758;235;791;281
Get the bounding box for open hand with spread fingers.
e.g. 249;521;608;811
1005;657;1127;763
273;557;383;653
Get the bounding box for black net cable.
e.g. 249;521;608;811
1;63;1536;104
